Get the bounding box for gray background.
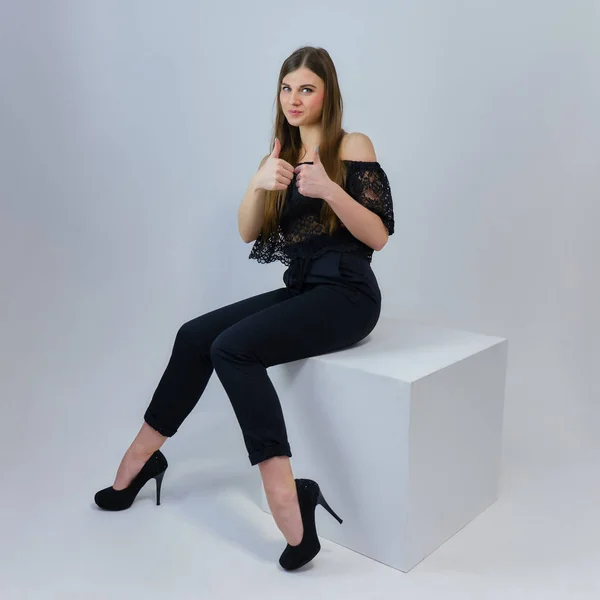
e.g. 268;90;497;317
1;1;598;597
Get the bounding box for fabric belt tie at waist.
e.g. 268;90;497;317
288;256;313;286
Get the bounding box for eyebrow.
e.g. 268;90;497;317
281;82;316;88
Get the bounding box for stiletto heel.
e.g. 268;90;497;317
317;490;343;524
278;478;343;571
155;470;165;506
94;450;168;511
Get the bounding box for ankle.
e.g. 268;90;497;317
267;486;298;506
127;445;157;460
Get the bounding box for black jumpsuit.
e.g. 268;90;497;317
143;160;395;465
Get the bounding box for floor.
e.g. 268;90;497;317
2;438;599;600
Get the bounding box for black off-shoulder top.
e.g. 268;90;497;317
248;160;394;266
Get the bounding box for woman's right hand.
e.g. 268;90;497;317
254;138;295;191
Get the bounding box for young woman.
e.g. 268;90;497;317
94;45;394;571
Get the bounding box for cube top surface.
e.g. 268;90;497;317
311;317;506;382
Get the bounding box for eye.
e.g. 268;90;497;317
282;86;313;93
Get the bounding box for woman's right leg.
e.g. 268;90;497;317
112;286;296;490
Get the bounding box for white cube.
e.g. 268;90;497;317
259;317;508;572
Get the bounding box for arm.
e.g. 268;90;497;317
324;184;389;251
324;132;390;251
238;155;269;243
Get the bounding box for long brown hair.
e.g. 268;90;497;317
262;46;348;239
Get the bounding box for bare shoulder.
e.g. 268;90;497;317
340;132;377;162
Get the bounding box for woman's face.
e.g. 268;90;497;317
280;67;325;126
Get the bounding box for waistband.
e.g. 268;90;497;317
286;256;312;286
284;250;369;290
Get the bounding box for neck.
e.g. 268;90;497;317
298;123;322;160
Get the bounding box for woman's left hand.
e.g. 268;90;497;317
294;147;334;202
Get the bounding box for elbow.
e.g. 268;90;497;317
238;224;253;243
238;220;262;243
371;218;389;251
239;230;258;244
373;233;389;252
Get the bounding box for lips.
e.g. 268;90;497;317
289;111;303;115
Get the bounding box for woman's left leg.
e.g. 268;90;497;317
209;281;380;544
210;281;379;465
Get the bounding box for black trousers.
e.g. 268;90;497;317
143;250;382;466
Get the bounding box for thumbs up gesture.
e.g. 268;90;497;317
255;137;295;191
294;146;334;201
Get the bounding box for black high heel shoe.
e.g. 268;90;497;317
278;478;343;571
94;450;168;511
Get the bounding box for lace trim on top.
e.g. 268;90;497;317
248;160;394;266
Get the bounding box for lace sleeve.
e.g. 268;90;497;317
345;161;395;235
